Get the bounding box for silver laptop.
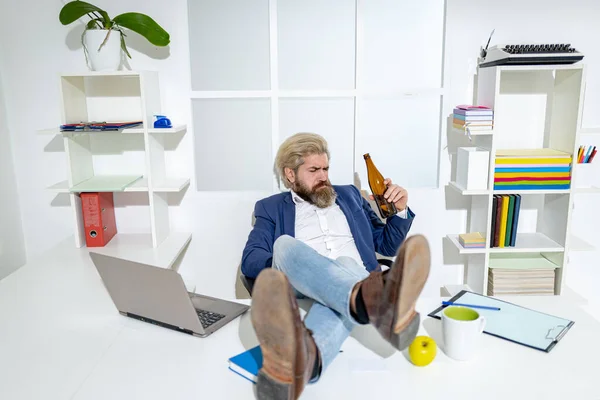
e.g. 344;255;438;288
90;252;249;338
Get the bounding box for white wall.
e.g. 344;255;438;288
0;42;26;279
0;0;598;304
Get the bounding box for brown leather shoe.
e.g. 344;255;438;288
251;269;319;400
359;234;431;351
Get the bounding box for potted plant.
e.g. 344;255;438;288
59;1;170;71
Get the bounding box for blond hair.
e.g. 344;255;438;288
274;133;330;189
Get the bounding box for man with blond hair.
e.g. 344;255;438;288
241;132;430;399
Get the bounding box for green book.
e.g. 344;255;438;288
489;254;560;270
505;195;515;247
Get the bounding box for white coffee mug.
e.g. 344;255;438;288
442;306;486;361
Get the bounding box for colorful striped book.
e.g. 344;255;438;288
494;149;572;190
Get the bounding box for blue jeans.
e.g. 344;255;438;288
271;235;369;381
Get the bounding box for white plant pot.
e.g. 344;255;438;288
83;29;122;71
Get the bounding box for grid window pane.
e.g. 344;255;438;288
277;0;356;90
188;0;271;91
193;98;273;190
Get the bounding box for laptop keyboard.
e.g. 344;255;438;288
196;309;226;329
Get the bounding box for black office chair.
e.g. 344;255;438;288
240;274;256;296
240;258;392;296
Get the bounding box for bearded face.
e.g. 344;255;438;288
292;176;337;208
287;153;337;208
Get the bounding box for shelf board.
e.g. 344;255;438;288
578;127;600;135
37;124;186;136
48;177;190;193
569;235;596;252
61;70;143;77
123;124;187;134
69;175;143;192
153;178;190;192
446;234;486;254
448;181;489;195
447;182;571;196
489;233;564;253
573;186;600;194
496;64;584;72
448;233;565;254
87;232;192;269
123;178;150;192
48;179;146;193
37;128;62;135
47;180;69;193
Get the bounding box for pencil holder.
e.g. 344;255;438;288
573;162;596;189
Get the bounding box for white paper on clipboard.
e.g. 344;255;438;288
428;291;574;352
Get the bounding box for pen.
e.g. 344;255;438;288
442;301;501;311
589;147;597;163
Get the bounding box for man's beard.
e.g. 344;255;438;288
293;180;337;208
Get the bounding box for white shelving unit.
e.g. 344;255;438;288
447;63;597;296
44;71;191;268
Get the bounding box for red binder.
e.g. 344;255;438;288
80;192;117;247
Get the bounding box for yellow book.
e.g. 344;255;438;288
459;232;486;243
495;149;571;157
495;157;572;164
498;196;510;248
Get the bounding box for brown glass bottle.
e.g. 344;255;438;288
364;153;398;218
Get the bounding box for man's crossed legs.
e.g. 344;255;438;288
250;234;431;400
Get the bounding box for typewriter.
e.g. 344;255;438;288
479;43;584;68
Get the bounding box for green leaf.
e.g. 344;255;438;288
113;12;170;47
118;29;132;59
86;18;102;29
59;1;110;27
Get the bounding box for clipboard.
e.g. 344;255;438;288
428;290;574;352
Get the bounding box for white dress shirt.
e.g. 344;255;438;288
291;190;408;265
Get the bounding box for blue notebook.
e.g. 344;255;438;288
228;346;262;383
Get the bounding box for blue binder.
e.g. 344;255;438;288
429;291;574;352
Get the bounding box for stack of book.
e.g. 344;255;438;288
490;194;521;248
453;105;494;132
488;269;555;295
487;254;557;296
458;232;486;249
494;149;572;190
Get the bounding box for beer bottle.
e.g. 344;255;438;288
363;153;398;218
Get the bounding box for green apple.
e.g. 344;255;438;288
408;335;437;367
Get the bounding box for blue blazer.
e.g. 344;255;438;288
241;184;415;278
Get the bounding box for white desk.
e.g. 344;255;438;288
1;241;599;400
